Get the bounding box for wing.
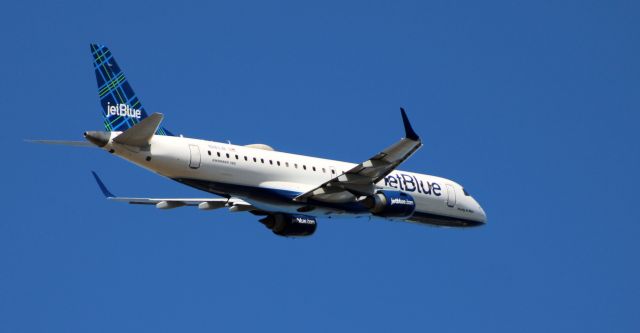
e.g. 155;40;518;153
92;172;255;212
294;108;422;203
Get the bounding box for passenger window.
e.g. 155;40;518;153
294;164;298;169
312;166;316;171
226;153;229;158
277;161;281;166
261;158;264;163
322;168;326;173
217;152;221;157
208;151;211;156
253;157;257;162
244;156;248;161
303;165;307;170
286;162;289;167
269;160;273;165
331;169;336;174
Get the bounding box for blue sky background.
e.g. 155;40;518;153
1;0;639;331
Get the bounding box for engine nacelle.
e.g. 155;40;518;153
259;213;317;237
361;190;416;218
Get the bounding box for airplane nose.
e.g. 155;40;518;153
477;204;487;224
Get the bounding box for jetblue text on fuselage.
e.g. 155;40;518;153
106;102;142;119
383;173;442;196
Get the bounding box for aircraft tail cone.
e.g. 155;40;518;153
84;131;110;147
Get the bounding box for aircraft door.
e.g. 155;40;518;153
188;144;201;169
446;184;456;207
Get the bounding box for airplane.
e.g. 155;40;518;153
31;44;487;237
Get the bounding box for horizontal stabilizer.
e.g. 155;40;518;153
26;139;96;148
113;113;163;147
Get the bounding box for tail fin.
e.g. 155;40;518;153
90;43;172;136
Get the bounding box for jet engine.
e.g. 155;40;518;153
259;213;317;237
360;190;416;218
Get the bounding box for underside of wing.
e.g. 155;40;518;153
92;171;257;212
295;108;422;204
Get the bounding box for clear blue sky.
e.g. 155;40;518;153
1;0;639;332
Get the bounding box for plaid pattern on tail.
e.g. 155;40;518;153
90;44;171;135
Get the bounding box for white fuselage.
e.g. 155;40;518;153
102;133;486;226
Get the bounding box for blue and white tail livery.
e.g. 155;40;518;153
35;44;486;237
90;44;172;136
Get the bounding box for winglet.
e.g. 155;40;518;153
400;108;419;141
91;171;115;198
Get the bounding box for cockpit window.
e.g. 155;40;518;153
463;188;470;196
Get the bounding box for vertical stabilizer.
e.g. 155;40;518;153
90;43;172;135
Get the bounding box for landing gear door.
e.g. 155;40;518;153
446;184;456;207
188;144;201;169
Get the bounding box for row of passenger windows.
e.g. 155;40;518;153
207;150;336;174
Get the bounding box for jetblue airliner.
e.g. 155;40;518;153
32;44;487;237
